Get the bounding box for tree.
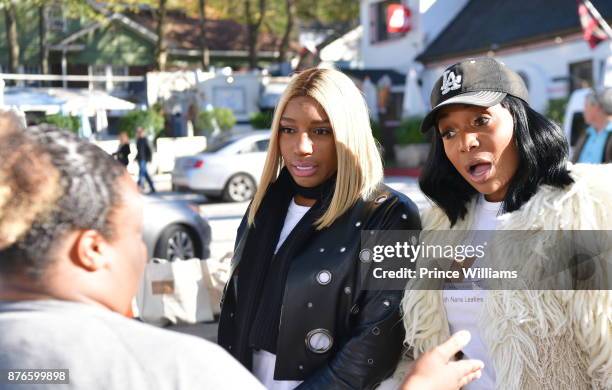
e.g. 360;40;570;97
244;0;266;69
277;0;294;63
38;3;48;76
198;0;209;70
155;0;168;71
3;0;20;74
296;0;359;65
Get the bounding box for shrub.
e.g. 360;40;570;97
196;110;215;135
546;98;569;126
214;108;237;132
250;111;274;129
395;116;426;145
118;109;164;138
196;108;237;134
43;114;80;134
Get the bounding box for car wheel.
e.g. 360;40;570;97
223;173;256;202
154;225;197;261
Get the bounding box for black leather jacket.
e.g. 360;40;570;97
218;185;421;389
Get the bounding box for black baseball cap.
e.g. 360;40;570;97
420;57;529;132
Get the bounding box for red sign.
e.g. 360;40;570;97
387;4;412;34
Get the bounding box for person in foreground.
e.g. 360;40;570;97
397;58;611;389
0;115;263;389
218;68;421;389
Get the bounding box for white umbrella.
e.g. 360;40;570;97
4;88;66;114
79;111;92;139
402;67;427;117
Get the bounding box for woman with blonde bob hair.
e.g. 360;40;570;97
218;68;421;389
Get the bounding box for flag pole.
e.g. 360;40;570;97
583;0;612;39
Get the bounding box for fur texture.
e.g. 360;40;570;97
397;164;612;390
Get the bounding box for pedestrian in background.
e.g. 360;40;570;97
112;131;131;167
572;87;612;163
135;126;156;193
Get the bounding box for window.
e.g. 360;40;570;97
47;3;66;32
369;0;403;44
91;65;107;91
569;60;593;93
205;138;239;153
238;142;259;154
23;65;42;87
112;65;129;91
91;65;129;91
255;139;270;152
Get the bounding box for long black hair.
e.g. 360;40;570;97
419;95;574;226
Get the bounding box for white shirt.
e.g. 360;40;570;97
254;198;311;390
274;198;311;254
443;195;501;390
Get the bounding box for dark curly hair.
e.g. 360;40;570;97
0;125;127;279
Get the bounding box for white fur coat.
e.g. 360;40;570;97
386;164;612;390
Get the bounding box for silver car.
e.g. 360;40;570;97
172;131;270;202
142;196;211;261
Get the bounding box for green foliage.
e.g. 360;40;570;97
196;110;215;135
370;119;382;143
118;109;164;138
43;114;80;134
196;108;237;134
296;0;359;26
215;108;237;131
250;111;273;129
546;98;569;126
395;117;426;145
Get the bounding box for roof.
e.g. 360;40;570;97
417;0;612;64
339;68;406;85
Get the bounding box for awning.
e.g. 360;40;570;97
3;87;136;116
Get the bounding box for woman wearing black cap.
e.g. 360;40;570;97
394;58;611;390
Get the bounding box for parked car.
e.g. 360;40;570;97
172;131;270;202
142;196;211;261
562;88;589;157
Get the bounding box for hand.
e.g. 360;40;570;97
401;331;484;390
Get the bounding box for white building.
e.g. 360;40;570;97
414;0;612;113
331;0;612;116
359;0;467;72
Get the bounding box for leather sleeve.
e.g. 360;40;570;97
296;195;421;390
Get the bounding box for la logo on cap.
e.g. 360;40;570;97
440;70;462;95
